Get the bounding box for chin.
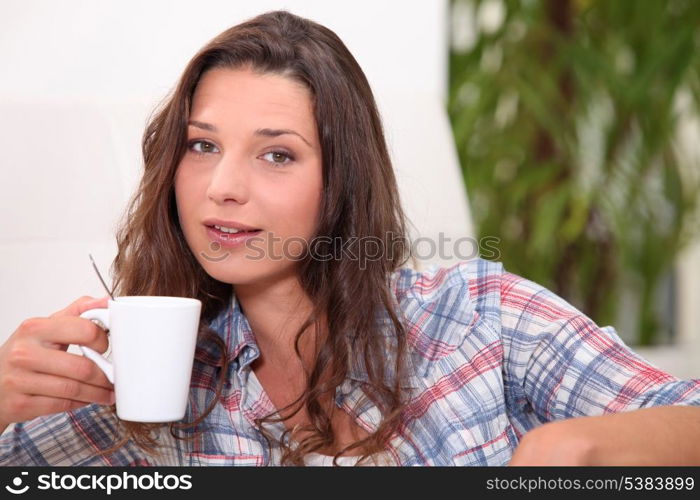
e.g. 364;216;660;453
200;258;291;288
198;259;256;285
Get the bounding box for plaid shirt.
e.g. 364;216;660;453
2;258;699;466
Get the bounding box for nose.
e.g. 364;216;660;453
206;154;250;205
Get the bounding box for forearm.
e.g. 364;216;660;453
510;405;700;466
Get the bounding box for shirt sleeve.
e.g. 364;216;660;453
499;271;700;428
0;404;184;466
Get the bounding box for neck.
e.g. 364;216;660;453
233;274;324;369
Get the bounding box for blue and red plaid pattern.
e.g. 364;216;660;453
2;258;699;465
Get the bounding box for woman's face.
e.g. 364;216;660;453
175;66;323;286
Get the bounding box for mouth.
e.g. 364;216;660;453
206;224;263;235
204;224;264;248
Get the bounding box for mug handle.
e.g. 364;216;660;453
78;308;114;384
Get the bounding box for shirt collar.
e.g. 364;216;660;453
194;291;259;369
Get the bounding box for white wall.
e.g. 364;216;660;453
0;1;474;342
0;0;448;100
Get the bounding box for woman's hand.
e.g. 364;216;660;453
0;296;115;430
509;406;700;466
508;418;596;466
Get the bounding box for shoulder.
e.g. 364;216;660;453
389;259;588;355
499;270;582;328
392;257;504;307
390;258;506;374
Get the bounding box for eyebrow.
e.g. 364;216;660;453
188;120;312;148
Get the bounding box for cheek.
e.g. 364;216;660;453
299;186;322;233
174;168;200;230
265;175;322;237
174;172;187;220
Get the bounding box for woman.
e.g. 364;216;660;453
0;10;699;466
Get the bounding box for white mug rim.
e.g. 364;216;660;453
108;296;201;308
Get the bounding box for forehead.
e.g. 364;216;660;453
190;67;316;129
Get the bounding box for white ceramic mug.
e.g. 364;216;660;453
79;296;202;422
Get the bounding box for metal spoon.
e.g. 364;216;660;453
87;253;113;346
89;253;115;300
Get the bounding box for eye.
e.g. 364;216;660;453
261;150;295;166
187;139;219;155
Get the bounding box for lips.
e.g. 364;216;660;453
202;218;262;232
205;225;264;249
210;225;261;234
207;226;262;236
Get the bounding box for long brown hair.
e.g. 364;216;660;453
100;9;415;465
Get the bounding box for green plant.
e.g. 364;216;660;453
448;0;700;345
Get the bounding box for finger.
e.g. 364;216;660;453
22;316;110;353
11;394;103;422
50;295;110;319
16;347;113;389
12;371;115;406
